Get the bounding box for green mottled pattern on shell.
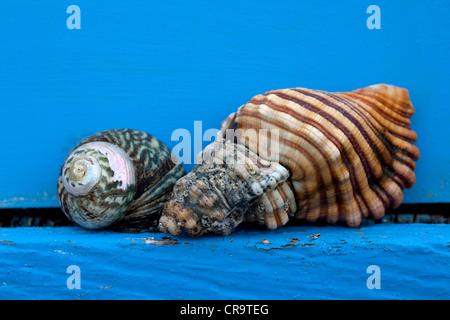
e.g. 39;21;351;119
58;129;186;232
58;145;136;229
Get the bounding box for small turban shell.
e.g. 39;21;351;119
160;84;420;237
58;129;186;232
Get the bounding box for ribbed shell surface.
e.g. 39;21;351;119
220;84;420;227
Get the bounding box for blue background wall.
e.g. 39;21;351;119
0;1;448;208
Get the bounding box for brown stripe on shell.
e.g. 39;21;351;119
287;88;401;217
223;84;419;227
234;93;373;226
246;179;297;229
232;110;335;223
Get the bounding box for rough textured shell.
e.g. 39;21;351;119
58;128;186;232
220;84;420;227
159;140;290;237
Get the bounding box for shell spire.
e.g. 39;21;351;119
160;84;420;237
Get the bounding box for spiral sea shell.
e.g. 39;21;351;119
57;129;186;232
159;84;420;237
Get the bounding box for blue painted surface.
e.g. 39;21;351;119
0;224;449;299
0;1;449;208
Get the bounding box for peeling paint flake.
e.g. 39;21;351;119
0;240;17;246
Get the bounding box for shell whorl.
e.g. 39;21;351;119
221;84;420;227
58;129;186;232
160;84;420;237
62;141;136;197
63;155;102;196
60;141;137;229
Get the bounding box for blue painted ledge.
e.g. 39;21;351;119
0;224;449;300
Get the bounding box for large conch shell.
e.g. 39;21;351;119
58;129;186;232
159;84;420;237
